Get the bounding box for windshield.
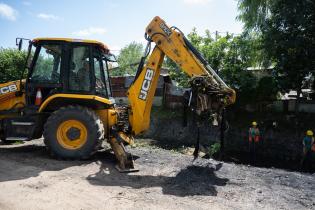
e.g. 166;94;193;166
30;44;61;83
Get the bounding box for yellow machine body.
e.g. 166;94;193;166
0;17;235;172
0;80;25;118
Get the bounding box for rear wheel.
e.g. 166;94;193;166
43;105;104;159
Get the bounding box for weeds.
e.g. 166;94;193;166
207;143;221;158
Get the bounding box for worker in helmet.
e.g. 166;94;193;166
248;121;260;164
300;130;314;169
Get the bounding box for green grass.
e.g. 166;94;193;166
12;141;24;145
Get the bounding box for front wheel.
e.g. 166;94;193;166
43;106;104;159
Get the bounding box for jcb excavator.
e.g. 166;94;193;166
0;16;235;172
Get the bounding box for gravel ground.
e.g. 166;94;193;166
0;139;314;210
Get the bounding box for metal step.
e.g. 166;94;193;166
11;121;35;126
5;137;29;141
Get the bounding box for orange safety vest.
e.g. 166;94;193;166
249;127;260;143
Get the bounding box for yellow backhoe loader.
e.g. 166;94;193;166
0;17;235;172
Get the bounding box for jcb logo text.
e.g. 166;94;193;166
0;84;18;95
139;69;154;101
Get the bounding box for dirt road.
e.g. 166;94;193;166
0;139;314;210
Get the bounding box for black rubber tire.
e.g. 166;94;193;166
43;105;104;159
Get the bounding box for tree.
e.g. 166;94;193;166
220;34;261;105
256;76;278;101
0;48;27;83
237;0;273;31
164;56;191;87
237;0;315;113
262;0;315;90
112;42;143;76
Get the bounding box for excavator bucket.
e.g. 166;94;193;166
108;136;139;173
115;152;139;173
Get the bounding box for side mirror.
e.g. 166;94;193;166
104;53;117;62
16;38;23;51
16;37;31;51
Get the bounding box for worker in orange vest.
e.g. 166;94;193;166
248;121;260;164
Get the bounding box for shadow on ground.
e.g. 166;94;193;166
87;158;228;197
0;143;229;197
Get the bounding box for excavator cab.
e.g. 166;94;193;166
25;38;113;106
0;38;117;148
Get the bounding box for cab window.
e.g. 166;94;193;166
94;57;107;96
93;47;112;97
103;60;112;97
31;45;61;83
69;46;91;92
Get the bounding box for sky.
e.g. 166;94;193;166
0;0;243;53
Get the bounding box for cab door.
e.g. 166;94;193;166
92;46;110;98
26;42;64;106
67;44;94;94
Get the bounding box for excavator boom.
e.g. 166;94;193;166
127;16;236;136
